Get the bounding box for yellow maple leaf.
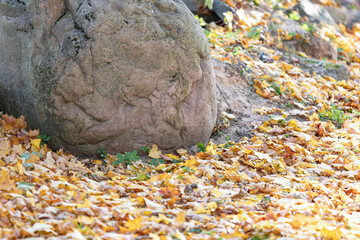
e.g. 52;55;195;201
137;197;145;207
77;199;92;208
297;51;308;57
206;141;217;155
290;213;313;228
107;170;117;179
157;213;171;224
165;153;179;160
155;164;167;171
149;144;162;159
309;112;319;121
196;205;206;214
124;216;142;231
31;139;41;152
149;233;161;240
16;161;24;175
320;226;343;240
287;118;302;131
207;201;217;211
184;159;198;168
212;189;223;197
175;212;185;224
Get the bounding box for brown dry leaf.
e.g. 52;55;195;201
0;139;10;155
27;154;40;164
0;168;15;191
28;129;40;138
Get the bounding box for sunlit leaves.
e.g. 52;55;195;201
0;168;15;191
2;1;360;239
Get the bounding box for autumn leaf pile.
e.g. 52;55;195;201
2;0;360;239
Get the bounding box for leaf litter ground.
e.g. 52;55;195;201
2;0;360;239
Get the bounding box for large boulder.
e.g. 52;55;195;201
0;0;217;156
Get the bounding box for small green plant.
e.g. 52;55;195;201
288;31;297;37
337;47;344;53
318;105;349;128
285;102;293;108
172;158;182;163
264;196;271;203
288;12;300;21
194;15;207;27
197;142;206;153
224;136;234;148
97;145;108;159
270;82;282;95
141;146;150;153
301;22;316;33
38;134;51;146
247;26;262;40
148;158;165;166
182;167;195;174
349;108;360;117
113;151;140;166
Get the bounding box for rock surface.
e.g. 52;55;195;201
283;36;337;61
0;0;217;156
296;0;336;25
282;53;350;81
272;13;337;61
325;6;360;29
181;0;200;13
211;58;275;143
272;11;347;80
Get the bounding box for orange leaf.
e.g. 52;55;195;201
0;168;15;191
124;216;142;231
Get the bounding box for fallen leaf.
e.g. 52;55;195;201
149;144;162;158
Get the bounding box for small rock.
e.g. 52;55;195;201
212;0;236;20
184;183;198;194
259;52;275;63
